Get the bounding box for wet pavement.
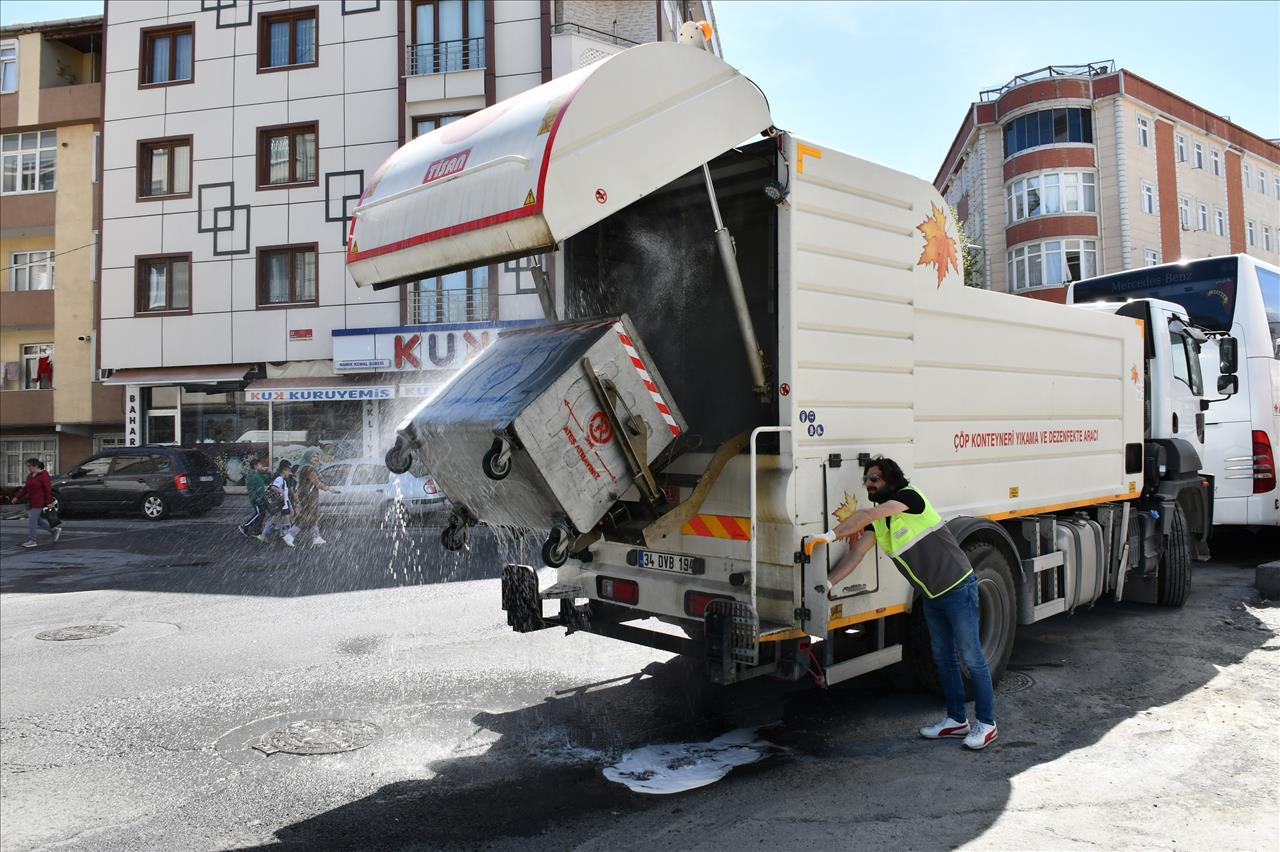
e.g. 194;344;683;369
1;514;1277;851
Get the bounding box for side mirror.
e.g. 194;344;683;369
1217;375;1239;395
68;468;85;479
1218;337;1238;375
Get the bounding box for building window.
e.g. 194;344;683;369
1136;116;1150;148
258;7;317;71
410;266;490;323
9;251;54;291
1259;169;1267;193
257;123;317;188
1274;176;1279;200
257;244;318;307
137;137;192;199
1175;134;1185;162
1247;220;1256;247
1002;107;1092;159
1197;204;1208;230
1242;164;1251;189
408;0;486;75
20;343;53;390
1193;143;1204;169
1141;183;1155;214
1178;196;1190;228
412;112;466;138
1264;226;1274;252
1144;249;1159;267
1006;171;1096;223
1006;238;1097;291
1;130;56;194
140;25;194;86
1;437;56;486
0;40;16;93
1214;209;1226;237
135;255;191;314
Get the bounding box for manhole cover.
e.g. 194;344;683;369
997;670;1035;694
252;719;382;756
35;624;123;641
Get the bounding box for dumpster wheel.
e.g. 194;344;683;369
541;524;572;568
482;437;513;480
441;523;467;551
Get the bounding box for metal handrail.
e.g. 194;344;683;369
405;37;486;76
749;425;791;623
979;61;1116;101
550;22;640;47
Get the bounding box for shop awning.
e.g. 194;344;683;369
103;365;255;386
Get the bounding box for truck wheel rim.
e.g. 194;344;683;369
977;575;1011;663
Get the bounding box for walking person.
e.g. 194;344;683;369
259;460;296;547
820;457;997;750
237;455;270;538
291;464;337;546
10;458;61;549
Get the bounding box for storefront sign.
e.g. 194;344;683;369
335;358;392;371
332;320;540;373
289;328;313;341
125;386;141;446
398;384;443;398
246;386;395;402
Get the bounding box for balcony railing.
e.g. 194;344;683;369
405;38;486;77
550;22;640;47
407;285;490;325
979;61;1116;102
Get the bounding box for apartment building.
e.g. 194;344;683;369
936;62;1280;300
0;15;121;487
99;0;713;486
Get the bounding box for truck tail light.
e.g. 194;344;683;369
684;591;730;618
1253;430;1276;494
597;576;639;606
174;473;189;492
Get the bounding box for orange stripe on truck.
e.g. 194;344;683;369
681;514;751;540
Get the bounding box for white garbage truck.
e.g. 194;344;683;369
346;39;1235;688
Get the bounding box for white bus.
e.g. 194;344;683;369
1070;255;1279;528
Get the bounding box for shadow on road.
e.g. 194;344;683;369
236;560;1276;851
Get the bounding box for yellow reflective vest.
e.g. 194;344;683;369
871;485;973;599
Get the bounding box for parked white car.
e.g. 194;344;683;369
316;458;447;521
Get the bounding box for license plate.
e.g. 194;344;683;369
630;549;704;575
199;476;215;482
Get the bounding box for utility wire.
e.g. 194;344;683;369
0;240;96;275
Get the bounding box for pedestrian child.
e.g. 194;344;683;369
260;460;296;547
10;458;61;548
237;454;270;538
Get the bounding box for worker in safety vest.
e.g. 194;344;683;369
823;457;997;750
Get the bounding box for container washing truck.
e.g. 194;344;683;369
346;38;1236;688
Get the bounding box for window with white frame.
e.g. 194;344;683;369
93;435;127;453
0;40;16;93
1006;171;1097;223
20;343;52;390
1275;175;1279;200
9;251;54;291
1136;116;1150;147
1211;149;1221;176
1215;209;1226;237
1264;226;1274;252
1178;196;1190;228
1006;238;1097;291
1259;169;1267;193
1243;164;1251;189
1193;143;1204;169
1247;220;1256;246
1145;249;1159;266
1175;134;1185;162
1197;203;1208;230
1;130;56;194
1141;183;1155;214
1;437;56;487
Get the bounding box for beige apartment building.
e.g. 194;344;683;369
936;62;1280;301
0;15;121;487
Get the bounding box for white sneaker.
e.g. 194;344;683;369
920;716;970;739
283;533;296;548
51;527;62;543
312;535;327;545
20;540;37;548
963;721;998;750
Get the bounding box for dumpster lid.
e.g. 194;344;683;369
345;41;773;288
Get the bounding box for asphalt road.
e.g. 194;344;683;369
1;511;1277;851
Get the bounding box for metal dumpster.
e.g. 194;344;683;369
390;314;685;564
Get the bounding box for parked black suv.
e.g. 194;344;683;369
52;447;226;520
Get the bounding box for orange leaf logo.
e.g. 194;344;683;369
916;203;959;288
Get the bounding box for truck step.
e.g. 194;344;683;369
541;584;584;600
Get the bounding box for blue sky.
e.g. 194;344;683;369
5;0;1277;181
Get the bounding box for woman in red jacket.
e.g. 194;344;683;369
10;457;60;548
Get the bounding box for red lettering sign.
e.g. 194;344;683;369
395;334;422;369
289;328;313;341
423;149;471;184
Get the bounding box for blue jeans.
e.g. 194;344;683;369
922;573;995;725
26;508;52;540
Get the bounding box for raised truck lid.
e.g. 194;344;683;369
345;41;773;288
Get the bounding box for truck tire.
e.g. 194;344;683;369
904;541;1017;695
1157;504;1192;607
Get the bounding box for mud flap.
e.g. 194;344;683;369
501;564;547;633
